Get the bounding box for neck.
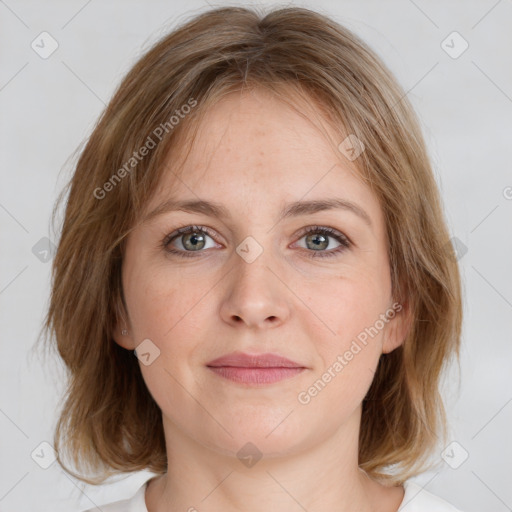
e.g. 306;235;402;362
145;408;404;512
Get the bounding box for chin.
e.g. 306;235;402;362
202;413;314;460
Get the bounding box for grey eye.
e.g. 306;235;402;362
163;225;219;256
181;231;208;251
305;232;329;250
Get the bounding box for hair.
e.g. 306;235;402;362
36;5;463;487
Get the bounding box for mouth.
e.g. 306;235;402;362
205;351;307;386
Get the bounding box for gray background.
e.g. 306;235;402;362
1;0;511;511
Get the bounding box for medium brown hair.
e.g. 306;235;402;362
36;5;463;486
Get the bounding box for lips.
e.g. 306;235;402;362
206;351;304;368
206;351;307;385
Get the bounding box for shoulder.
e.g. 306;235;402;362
399;480;464;512
80;479;149;512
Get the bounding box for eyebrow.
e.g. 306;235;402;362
143;197;372;228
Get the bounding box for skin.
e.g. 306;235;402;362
113;86;412;512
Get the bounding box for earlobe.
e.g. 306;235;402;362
112;322;135;350
382;300;413;354
111;301;136;350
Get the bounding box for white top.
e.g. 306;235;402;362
82;478;464;512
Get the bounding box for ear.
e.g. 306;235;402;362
111;297;136;351
382;300;413;354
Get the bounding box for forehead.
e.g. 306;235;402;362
144;87;381;228
171;87;347;178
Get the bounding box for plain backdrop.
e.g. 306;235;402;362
1;1;511;511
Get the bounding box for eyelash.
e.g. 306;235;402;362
161;224;351;259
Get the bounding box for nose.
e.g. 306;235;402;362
219;246;291;329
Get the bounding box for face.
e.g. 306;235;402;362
114;87;409;460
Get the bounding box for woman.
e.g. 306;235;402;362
39;6;464;512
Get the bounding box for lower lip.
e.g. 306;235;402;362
207;366;305;384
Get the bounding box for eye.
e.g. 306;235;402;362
294;226;351;259
162;225;219;258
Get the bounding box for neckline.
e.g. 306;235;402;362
136;478;418;512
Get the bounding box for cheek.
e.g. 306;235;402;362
125;261;210;342
295;279;386;415
293;270;391;412
295;268;390;349
129;274;210;417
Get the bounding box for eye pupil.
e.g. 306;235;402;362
306;233;328;250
